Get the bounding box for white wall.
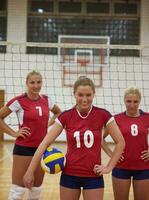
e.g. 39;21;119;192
7;0;27;43
140;0;149;46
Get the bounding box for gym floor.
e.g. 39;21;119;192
0;142;133;200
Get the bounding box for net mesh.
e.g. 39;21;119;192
0;41;149;137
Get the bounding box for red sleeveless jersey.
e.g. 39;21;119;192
56;106;113;177
115;110;149;170
7;93;54;147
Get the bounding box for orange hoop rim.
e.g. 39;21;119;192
77;59;90;66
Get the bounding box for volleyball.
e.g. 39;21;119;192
41;147;65;174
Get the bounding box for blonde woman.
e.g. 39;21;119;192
0;70;61;200
100;86;149;200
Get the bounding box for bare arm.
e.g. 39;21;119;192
106;120;125;170
141;132;149;162
101;138;113;158
102;127;125;162
0;106;30;138
94;120;125;175
48;105;61;126
101;128;113;158
23;122;63;189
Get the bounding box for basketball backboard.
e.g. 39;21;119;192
58;35;110;87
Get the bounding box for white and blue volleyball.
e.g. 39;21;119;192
41;147;65;174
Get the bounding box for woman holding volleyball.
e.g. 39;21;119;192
99;86;149;200
0;70;61;200
23;76;125;200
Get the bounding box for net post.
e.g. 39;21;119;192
0;90;4;141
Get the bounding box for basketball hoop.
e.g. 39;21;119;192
77;59;90;66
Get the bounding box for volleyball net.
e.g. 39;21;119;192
0;38;149;140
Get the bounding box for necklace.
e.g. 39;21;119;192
76;105;93;119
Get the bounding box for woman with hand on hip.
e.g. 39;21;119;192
101;86;149;200
23;76;125;200
0;70;61;200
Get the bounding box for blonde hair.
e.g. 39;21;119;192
124;86;141;100
26;70;42;82
73;76;95;94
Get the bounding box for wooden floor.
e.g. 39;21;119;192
0;141;134;200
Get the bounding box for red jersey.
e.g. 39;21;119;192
115;110;149;170
56;106;113;177
7;93;54;147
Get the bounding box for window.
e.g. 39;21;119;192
29;0;54;13
87;2;109;14
0;0;7;11
59;2;81;13
0;0;7;53
27;0;140;56
114;3;138;15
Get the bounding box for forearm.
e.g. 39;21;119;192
48;114;58;126
0;119;17;137
27;124;62;174
27;141;49;174
106;142;124;170
105;120;125;170
101;140;113;158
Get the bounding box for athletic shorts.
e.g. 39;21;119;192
13;144;37;156
112;167;149;180
60;173;104;189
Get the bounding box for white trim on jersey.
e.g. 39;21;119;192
106;116;115;126
55;118;63;127
8;100;24;126
9;100;21;112
47;96;55;110
76;105;93;119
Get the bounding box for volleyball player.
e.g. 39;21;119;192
0;70;61;200
99;86;149;200
23;76;125;200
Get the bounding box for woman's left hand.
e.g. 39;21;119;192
141;150;149;162
93;164;111;176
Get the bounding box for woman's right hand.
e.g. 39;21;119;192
118;154;124;163
14;127;31;138
23;171;34;189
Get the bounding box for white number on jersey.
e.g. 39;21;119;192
74;130;94;148
131;124;138;136
36;106;42;116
